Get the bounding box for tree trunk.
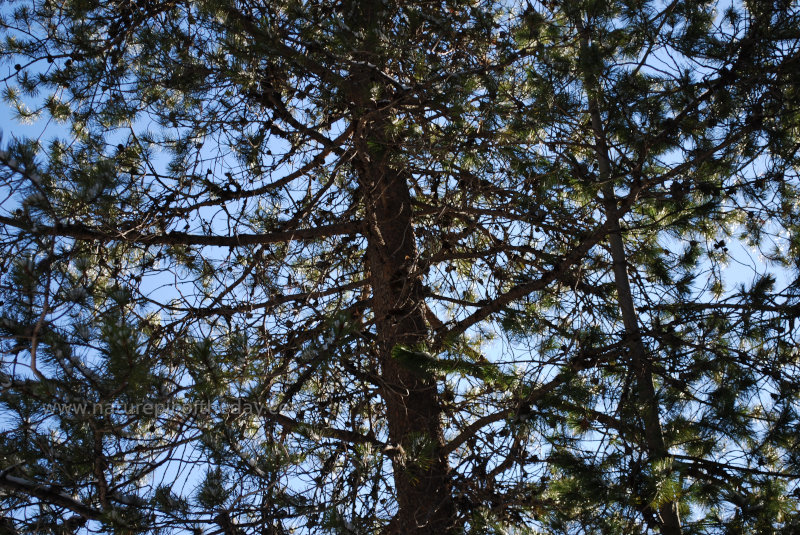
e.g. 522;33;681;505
355;127;455;533
575;18;682;534
602;189;682;535
346;63;455;533
585;77;683;535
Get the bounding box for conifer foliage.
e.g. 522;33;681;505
1;0;800;533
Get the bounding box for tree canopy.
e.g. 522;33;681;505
1;0;800;533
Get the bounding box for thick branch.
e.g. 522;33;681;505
0;215;362;247
0;471;102;520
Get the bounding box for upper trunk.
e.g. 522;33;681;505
348;70;455;534
357;126;455;534
602;188;682;535
575;18;682;535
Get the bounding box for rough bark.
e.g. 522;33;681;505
345;55;455;535
354;125;455;533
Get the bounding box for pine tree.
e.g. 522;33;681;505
501;1;800;533
0;0;799;534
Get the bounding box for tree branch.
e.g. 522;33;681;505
0;215;363;248
0;471;102;520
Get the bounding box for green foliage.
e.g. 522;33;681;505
195;467;227;509
1;0;800;533
392;344;514;388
